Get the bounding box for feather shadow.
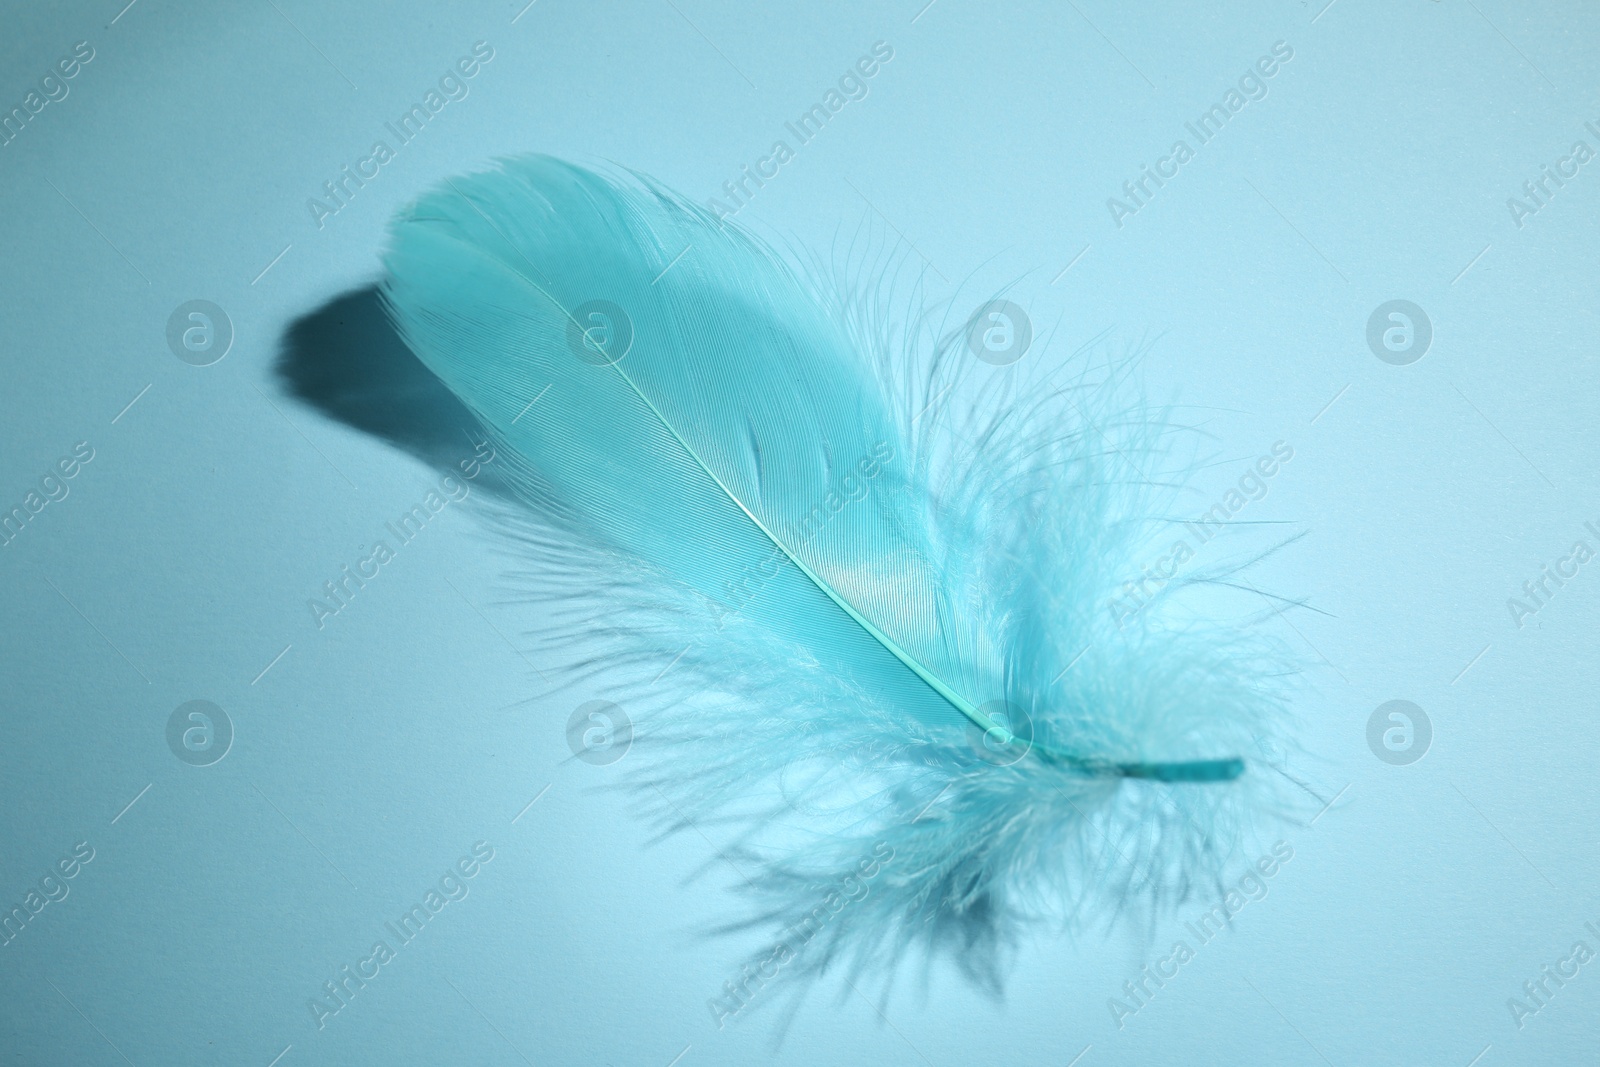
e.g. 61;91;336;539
275;285;496;477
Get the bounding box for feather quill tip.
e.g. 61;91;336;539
1116;756;1246;782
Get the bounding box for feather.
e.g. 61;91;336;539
380;156;1296;1010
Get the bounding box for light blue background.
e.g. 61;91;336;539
2;1;1597;1064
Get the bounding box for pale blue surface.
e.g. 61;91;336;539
2;1;1598;1065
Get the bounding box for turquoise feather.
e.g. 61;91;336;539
382;156;1292;999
